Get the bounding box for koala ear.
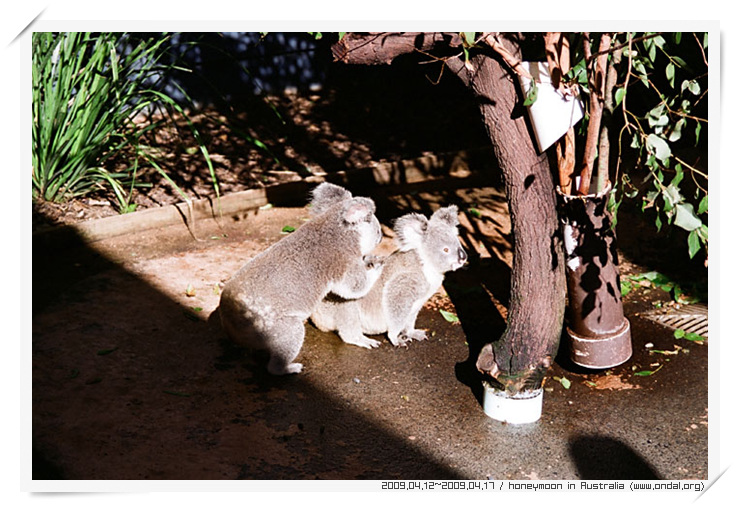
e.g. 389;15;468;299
342;197;375;224
393;213;428;251
310;183;353;216
430;205;460;226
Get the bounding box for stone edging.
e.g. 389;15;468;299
33;147;499;246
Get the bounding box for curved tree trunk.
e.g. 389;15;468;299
332;33;567;394
446;45;566;393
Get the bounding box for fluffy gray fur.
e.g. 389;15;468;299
219;183;384;375
311;205;467;348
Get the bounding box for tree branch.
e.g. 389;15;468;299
578;33;612;195
331;32;463;65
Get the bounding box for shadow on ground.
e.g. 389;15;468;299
30;179;708;482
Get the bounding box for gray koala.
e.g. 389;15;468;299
311;205;468;348
218;183;384;375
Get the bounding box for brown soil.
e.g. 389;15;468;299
32;61;489;230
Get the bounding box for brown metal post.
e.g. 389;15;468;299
558;183;632;369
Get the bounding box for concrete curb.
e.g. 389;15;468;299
33;147;499;247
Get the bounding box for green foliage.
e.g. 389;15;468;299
621;270;705;304
556;32;709;260
456;32;709;261
32;32;215;213
612;33;708;260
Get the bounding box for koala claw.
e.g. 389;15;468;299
404;329;428;342
268;362;303;376
346;336;381;349
392;333;410;348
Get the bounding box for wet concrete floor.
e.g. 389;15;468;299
30;180;708;482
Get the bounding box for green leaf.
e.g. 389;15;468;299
621;281;633;296
635;365;663;377
695;122;702;145
668;118;686;143
661;184;682;211
672;55;690;71
614;86;626;107
670;164;684;187
281;225;296;233
674;203;703;231
461;32;477;46
666;62;675;88
682;79;701;95
674;328;686;339
647;134;672;161
439;310;460;323
698;195;708;214
687;229;701;259
684;332;705;342
523;79;538;106
553;376;571;389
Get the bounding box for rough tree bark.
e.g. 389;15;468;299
332;33;567;394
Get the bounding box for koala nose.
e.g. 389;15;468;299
458;247;468;263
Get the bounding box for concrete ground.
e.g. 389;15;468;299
30;177;708;482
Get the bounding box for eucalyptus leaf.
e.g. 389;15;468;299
615;87;626;106
661;184;682;210
674;203;703;231
668;118;686;142
684;332;705;342
666;62;675;87
461;32;477;46
523;79;538;106
647;134;672;161
698;195;708;214
621;281;633;297
687;229;701;258
440;310;460;323
695;121;702;145
682;79;701;95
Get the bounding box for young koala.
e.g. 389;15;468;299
218;183;384;375
311;205;467;348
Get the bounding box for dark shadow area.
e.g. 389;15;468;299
31;206;464;480
569;435;660;480
351;177;512;406
446;258;509;404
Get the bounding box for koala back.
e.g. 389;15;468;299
222;190;381;318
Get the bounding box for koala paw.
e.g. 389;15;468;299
390;333;410;348
268;362;303;375
363;254;385;270
345;335;381;349
404;328;428;342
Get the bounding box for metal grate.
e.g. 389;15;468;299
641;303;709;339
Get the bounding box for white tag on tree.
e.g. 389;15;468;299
519;61;584;153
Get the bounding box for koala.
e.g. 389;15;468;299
218;183;384;375
311;205;468;348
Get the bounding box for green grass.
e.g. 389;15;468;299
32;32;216;213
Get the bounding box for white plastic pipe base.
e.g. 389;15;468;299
482;382;543;424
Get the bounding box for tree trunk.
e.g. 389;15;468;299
447;44;566;393
332;33;567;394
